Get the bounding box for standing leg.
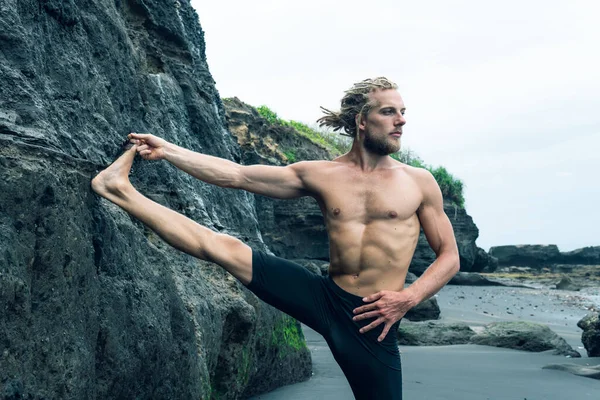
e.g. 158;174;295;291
91;145;252;284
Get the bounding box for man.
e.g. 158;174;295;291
91;77;460;399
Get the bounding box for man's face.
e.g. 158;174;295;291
358;89;406;156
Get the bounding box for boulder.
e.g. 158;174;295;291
470;321;580;357
471;246;499;272
397;321;475;346
448;272;507;286
405;297;441;321
554;275;582;291
578;312;600;357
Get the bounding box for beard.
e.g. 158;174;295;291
363;131;401;156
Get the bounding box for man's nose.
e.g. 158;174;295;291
395;114;406;126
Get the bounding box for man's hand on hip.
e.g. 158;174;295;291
352;290;415;342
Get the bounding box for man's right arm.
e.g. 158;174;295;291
130;133;310;199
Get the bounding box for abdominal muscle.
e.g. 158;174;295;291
327;216;421;297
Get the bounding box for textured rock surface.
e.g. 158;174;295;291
470;321;581;357
0;1;310;399
577;312;600;357
404;297;441;321
397;321;475;346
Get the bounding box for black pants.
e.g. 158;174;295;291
247;250;403;400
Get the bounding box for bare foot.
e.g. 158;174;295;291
91;145;138;201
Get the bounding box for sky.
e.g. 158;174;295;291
190;0;600;252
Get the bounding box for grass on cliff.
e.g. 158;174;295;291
256;105;465;208
256;105;350;155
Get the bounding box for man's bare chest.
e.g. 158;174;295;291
311;170;422;223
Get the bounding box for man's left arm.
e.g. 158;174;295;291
353;170;460;341
403;170;460;303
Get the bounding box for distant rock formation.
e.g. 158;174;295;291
489;245;562;268
490;245;600;269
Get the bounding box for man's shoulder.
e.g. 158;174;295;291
291;159;344;172
393;162;434;183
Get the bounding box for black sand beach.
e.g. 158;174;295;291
250;284;600;399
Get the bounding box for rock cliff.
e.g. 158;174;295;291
0;1;309;399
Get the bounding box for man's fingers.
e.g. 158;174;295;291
362;291;383;303
352;310;380;321
128;132;152;140
353;303;377;315
378;323;392;342
359;317;384;334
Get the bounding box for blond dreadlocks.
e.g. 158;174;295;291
317;77;398;138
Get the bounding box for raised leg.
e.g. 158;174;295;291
91;145;252;285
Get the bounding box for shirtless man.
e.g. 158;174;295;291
91;77;460;399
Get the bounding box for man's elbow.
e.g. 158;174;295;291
442;248;460;277
451;253;460;275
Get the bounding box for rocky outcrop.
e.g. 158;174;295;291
409;204;485;275
472;247;499;272
397;321;476;346
0;1;309;399
578;312;600;357
224;98;331;261
470;322;580;357
561;246;600;265
489;245;561;268
490;245;600;269
254;195;329;261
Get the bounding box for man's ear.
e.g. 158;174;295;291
356;113;366;131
